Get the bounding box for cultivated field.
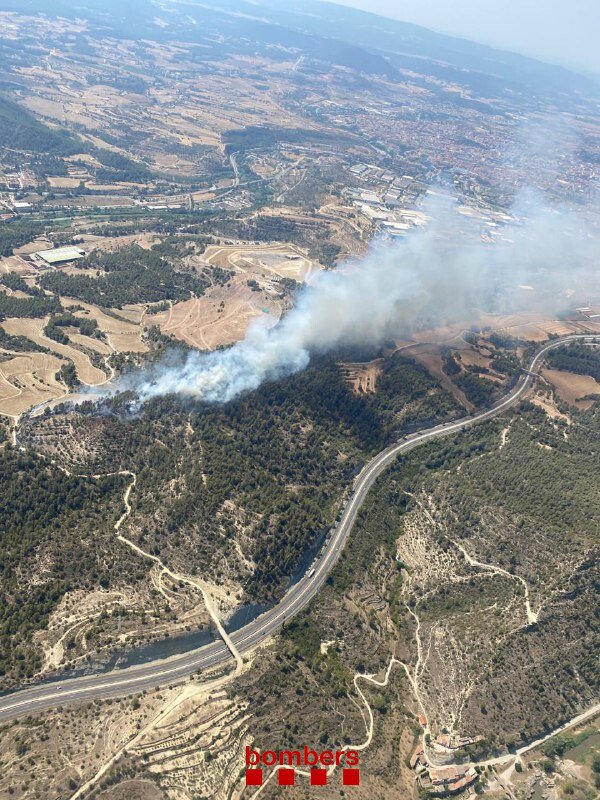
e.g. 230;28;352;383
64;301;150;353
541;368;600;409
2;316;107;385
0;351;65;417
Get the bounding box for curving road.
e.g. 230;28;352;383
0;334;596;722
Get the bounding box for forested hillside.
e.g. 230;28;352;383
0;450;139;684
236;397;600;781
0;219;44;258
361;400;600;747
40;245;210;307
0;94;78;154
20;353;460;606
0;291;61;321
546;341;600;382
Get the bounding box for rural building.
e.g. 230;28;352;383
35;246;85;266
419;765;478;796
12;201;32;212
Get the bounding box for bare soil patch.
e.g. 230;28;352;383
530;392;572;423
203;242;318;281
151;242;320;350
339;360;382;394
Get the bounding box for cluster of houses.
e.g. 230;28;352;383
409;733;484;797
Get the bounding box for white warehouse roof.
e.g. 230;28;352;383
35;246;85;265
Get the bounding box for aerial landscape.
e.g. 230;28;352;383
0;1;599;799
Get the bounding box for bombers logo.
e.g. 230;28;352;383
245;745;360;787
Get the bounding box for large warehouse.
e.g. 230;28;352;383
35;246;85;266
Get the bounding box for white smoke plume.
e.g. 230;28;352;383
124;191;598;404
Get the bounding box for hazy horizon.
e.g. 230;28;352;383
327;0;600;76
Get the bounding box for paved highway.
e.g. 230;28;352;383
0;334;596;722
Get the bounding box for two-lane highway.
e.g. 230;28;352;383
0;334;596;722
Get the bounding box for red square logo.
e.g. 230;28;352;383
310;769;328;785
278;768;295;786
246;768;263;786
343;768;360;785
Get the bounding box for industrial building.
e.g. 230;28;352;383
35;246;85;266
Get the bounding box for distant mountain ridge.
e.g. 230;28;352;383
3;0;599;105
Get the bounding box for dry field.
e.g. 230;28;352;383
0;283;151;418
47;176;82;188
541;368;600;409
68;331;113;355
2;316;108;384
115;304;148;324
65;152;103;168
0;351;65;417
49;194;137;207
77;232;160;253
22;94;91;125
0;285;29;299
85;181;147;192
458;348;493;370
191;189;216;203
80;132;130;154
151;243;320;350
152;152;196;173
14;235;52;255
64;300;150;353
0;255;30;274
154;285;281;351
0;304;144;418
